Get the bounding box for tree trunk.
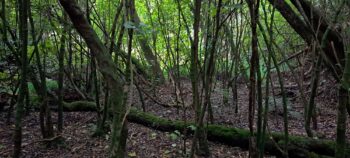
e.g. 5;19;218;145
306;53;322;137
58;1;127;157
128;109;348;158
60;101;349;158
58;25;66;132
268;0;344;77
247;0;261;157
13;0;28;157
129;1;165;84
189;0;211;157
29;5;54;139
336;87;348;158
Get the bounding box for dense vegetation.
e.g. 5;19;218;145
0;0;349;157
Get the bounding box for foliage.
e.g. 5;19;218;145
1;0;350;157
27;79;58;94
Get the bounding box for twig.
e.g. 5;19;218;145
277;47;309;66
71;142;87;153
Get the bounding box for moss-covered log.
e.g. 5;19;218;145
62;101;98;112
128;110;349;158
63;101;349;157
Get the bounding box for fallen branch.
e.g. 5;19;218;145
62;101;349;157
63;69;87;100
277;47;309;66
136;84;175;108
62;101;97;111
128;109;348;158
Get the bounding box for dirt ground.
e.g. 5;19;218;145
0;112;251;158
0;69;349;157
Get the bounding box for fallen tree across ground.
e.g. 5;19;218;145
61;101;349;157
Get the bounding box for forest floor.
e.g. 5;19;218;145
0;69;350;157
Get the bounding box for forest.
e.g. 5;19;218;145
0;0;349;157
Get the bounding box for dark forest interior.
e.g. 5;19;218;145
0;0;350;157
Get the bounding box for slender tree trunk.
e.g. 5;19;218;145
197;0;224;156
30;4;54;139
337;10;350;156
189;0;209;157
58;16;66;132
129;1;165;83
13;0;28;157
336;87;348;158
59;0;127;157
247;0;260;157
258;3;276;157
305;52;322;137
6;83;19;124
267;0;344;77
94;0;124;136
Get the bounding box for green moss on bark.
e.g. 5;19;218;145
55;101;350;157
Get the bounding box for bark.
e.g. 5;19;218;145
30;5;54;139
58;18;66;132
189;0;210;157
58;1;127;157
306;54;322;137
129;1;165;83
13;0;28;157
60;101;350;158
247;0;260;156
336;87;348;158
268;0;344;76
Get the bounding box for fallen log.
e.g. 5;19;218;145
63;101;97;112
63;101;349;157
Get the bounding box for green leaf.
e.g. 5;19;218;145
0;72;8;80
170;132;178;140
174;130;181;136
188;125;196;131
211;8;217;17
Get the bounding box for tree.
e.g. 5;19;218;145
246;0;264;157
13;0;29;157
189;0;211;157
57;14;66;132
129;1;165;84
0;0;348;157
58;0;127;157
267;0;344;77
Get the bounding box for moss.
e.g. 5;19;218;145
308;152;321;158
29;94;41;108
63;101;97;111
207;124;250;139
34;101;349;157
128;109;349;157
27;79;58;95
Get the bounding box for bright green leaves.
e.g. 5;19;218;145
169;130;181;141
188;124;196;131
